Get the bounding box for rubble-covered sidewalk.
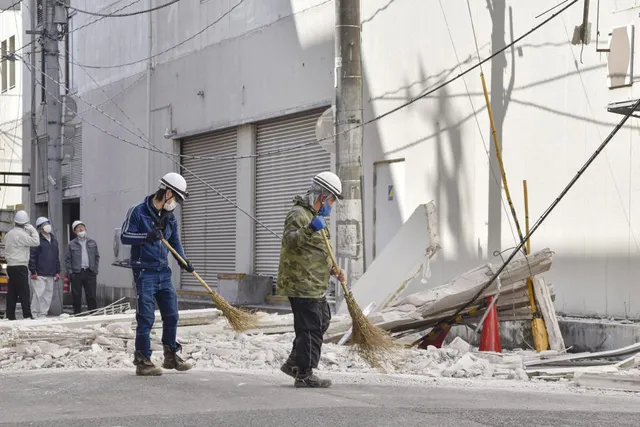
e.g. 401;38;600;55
0;310;530;380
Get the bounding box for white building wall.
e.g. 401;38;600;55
61;0;640;318
0;6;24;208
361;0;640;318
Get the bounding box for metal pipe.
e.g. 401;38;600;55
145;0;153;194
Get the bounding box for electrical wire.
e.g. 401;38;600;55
438;0;518;247
558;15;640;257
72;0;246;69
53;0;577;164
17;52;284;239
68;0;145;34
0;0;21;14
30;39;329;163
62;0;180;18
430;98;640;340
26;0;579;240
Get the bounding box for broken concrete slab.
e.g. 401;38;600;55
574;372;640;392
337;202;440;315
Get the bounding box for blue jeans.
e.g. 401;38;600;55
134;266;179;358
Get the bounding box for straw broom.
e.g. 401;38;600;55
161;239;259;332
320;230;395;367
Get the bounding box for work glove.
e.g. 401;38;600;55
55;273;60;281
180;259;195;273
309;215;327;232
146;228;164;243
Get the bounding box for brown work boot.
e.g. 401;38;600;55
162;344;193;371
133;351;163;376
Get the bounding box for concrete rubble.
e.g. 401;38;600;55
0;312;534;381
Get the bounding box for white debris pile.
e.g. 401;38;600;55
0;316;530;380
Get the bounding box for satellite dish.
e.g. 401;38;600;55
315;108;335;153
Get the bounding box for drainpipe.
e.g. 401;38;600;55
145;0;153;195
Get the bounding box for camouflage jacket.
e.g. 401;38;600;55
276;196;331;298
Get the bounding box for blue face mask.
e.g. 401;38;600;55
319;199;332;217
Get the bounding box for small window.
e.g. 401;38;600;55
9;36;15;90
1;39;7;93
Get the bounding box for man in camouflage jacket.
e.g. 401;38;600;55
277;171;344;388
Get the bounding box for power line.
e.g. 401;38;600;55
63;0;180;18
438;0;518;247
24;0;579;239
0;0;21;14
17;52;284;239
30;41;328;163
50;0;577;163
72;0;246;69
68;0;144;33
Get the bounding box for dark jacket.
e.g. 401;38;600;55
28;234;61;277
276;196;331;298
65;237;100;275
120;195;186;270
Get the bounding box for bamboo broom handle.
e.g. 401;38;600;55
161;238;215;295
320;230;350;294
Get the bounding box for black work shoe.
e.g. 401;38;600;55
133;351;163;376
162;344;193;372
280;363;298;378
294;373;332;388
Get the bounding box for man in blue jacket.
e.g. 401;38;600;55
121;172;194;376
29;217;61;318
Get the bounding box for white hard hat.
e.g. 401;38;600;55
72;220;85;231
35;217;50;228
14;210;29;225
313;171;343;200
159;172;189;201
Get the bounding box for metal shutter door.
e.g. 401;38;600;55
255;108;331;278
181;128;238;289
62;124;82;188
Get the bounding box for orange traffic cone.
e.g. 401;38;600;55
479;296;502;352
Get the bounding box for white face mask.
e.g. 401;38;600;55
164;198;177;212
77;231;87;239
42;224;52;234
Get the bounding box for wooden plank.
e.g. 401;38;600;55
533;276;566;353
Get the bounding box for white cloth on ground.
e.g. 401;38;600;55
31;276;55;318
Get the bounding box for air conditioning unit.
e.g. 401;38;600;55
112;227;131;268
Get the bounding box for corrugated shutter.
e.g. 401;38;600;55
181;128;238;289
255;108;331;278
62;124;82;188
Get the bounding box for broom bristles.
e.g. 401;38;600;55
209;291;260;332
343;291;396;367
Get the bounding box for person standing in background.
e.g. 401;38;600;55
28;217;61;318
3;210;40;320
65;220;100;314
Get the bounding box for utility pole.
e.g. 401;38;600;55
334;0;364;294
44;0;65;315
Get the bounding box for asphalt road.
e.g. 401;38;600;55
0;370;639;427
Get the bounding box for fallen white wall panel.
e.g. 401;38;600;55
338;202;440;315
